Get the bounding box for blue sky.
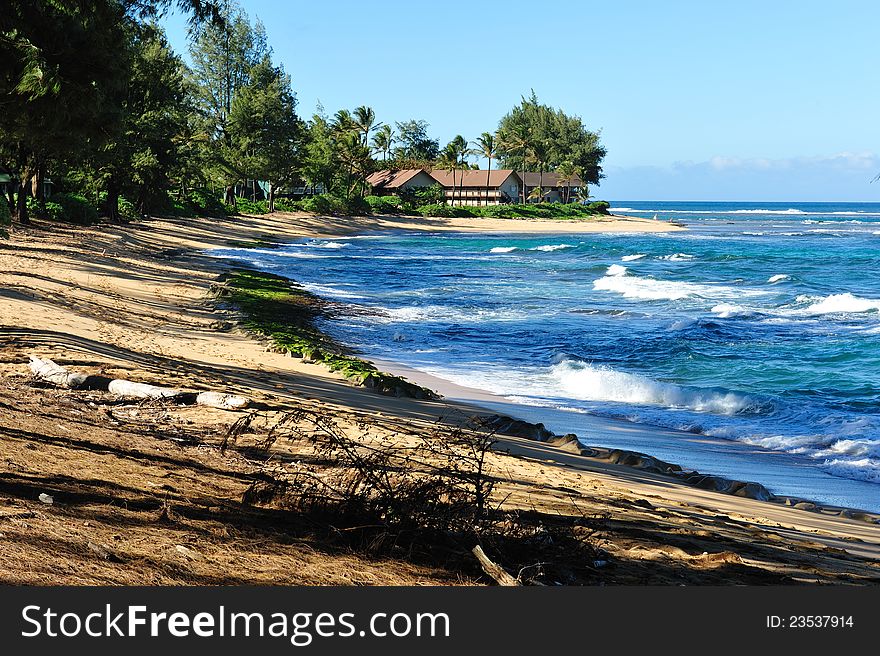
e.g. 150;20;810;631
161;1;880;201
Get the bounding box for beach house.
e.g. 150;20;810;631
520;172;583;203
427;169;522;205
366;169;438;196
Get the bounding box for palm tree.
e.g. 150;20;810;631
447;135;469;206
331;109;356;135
575;183;591;204
498;125;529;204
438;143;458;206
474;132;496;206
353;105;380;147
556;160;578;204
528;186;546;203
529;138;550;203
371;124;394;162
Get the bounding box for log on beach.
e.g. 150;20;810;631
106;379;184;400
28;356;89;389
195;391;251;410
27;355;251;410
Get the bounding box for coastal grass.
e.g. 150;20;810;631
221;269;438;400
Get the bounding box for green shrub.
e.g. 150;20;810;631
47;193;98;224
117;196;138;220
587;200;610;215
344;195;370;216
0;198;10;237
272;197;298;212
399;184;445;208
296;194;370;216
298;194;334;214
187;188;228;216
232;196;268;215
417;203;476;218
365;195;402;214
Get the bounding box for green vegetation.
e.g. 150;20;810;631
222;270;439;400
414;201;609;220
1;1;608;231
497;91;607;195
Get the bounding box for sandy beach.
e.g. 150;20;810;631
1;211;879;585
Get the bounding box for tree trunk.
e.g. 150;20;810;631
252;178;258;201
267;183;275;213
106;183;120;222
224;185;235;207
485;157;492;206
14;179;29;225
539;167;544;203
31;163;45;203
6;186;15;218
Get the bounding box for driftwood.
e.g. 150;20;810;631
107;379;183;400
472;545;520;586
28;356;89;389
195;391;251;410
28;356;251;410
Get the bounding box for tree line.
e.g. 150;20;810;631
1;0;606;227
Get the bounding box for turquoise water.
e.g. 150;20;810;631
211;201;880;511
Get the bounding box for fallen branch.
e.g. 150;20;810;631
472;545;520;586
107;379;183;400
28;355;251;410
196;391;251;410
28;356;88;389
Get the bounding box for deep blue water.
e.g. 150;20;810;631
210;201;880;511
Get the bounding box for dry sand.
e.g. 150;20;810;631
0;211;878;585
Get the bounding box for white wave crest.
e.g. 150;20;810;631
594;268;765;302
821;458;880;484
297;282;364;299
552;360;761;415
299;240;350;249
767;274;790;283
489;246;518;253
530;244;574;252
658;253;694;261
796;293;880;315
711;303;754;318
621;253;647;261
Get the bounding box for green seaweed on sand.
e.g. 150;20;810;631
217;269;439;400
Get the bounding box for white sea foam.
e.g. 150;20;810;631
530;244;574;252
711;303;754;318
767;274;791;283
376;304;528;323
489;246;518;253
297;240;350;249
658;253;694;261
611;207;880;217
796;293;880;315
594;267;765;302
551;360;761;415
621;253;647;261
297;282;365;299
821;458;880;484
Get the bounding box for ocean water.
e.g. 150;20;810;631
210;201;880;512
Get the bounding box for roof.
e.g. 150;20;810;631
428;169;520;188
366;169;429;189
521;172;583;188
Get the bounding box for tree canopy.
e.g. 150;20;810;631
496;91;607;187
